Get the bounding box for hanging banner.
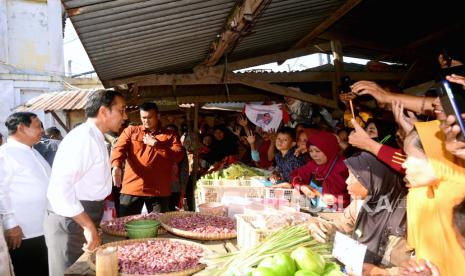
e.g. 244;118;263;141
244;104;283;131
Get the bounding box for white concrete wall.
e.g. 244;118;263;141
2;0;64;74
0;0;8;64
0;0;65;139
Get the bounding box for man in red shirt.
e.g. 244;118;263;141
111;102;184;215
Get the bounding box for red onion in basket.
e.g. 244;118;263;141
168;214;236;234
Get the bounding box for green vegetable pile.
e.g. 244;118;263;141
201;225;342;276
251;247;344;276
200;163;269;181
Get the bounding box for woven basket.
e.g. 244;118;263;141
87;238;210;276
159;211;237;241
101;215;167;237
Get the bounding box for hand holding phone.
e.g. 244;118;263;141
437;80;465;141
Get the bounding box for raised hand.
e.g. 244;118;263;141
233;126;242;137
348;119;382;155
348;119;372;149
245;129;256;146
446;74;465;89
351;81;392;105
339;92;356;104
294;146;307;157
238;114;248;127
392;100;417;138
268;128;277;142
441;114;465;160
432;97;446;121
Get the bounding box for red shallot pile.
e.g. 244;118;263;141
102;213;161;232
169;214;236;234
118;240;204;274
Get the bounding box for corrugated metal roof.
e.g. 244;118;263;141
64;0;236;81
16;89;95;112
64;0;465;87
64;0;346;81
230;0;345;60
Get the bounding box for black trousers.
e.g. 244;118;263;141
119;194;170;216
9;235;48;276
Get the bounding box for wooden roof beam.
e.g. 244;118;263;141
108;70;403;87
219;43;331;71
293;0;362;49
228;74;338;109
203;0;266;66
176;94;267;104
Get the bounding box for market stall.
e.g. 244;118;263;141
65;209;343;276
65;159;348;276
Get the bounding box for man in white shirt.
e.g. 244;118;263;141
0;112;51;276
44;89;127;276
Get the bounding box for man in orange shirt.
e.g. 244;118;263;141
111;102;184;215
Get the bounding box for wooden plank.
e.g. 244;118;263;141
224;43;331;70
204;0;265;66
293;0;362;48
49;111;70;133
176;94;266;104
229;74;337;109
107;70;403;87
107;70;222;87
331;40;344;101
235;71;335;82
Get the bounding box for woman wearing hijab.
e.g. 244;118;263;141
289;130;350;209
308;152;410;274
402;121;465;276
345;152;408;266
204;125;239;165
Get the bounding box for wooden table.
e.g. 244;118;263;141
64;232;238;276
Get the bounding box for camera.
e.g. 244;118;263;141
437;79;465;141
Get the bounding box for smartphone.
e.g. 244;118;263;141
437;80;465;141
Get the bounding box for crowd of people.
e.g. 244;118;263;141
191;52;465;275
1;50;465;276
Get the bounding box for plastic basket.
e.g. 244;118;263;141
195;184;300;207
235;214;277;250
196;185;265;206
264;188;301;206
235;212;312;250
196;178;266;187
